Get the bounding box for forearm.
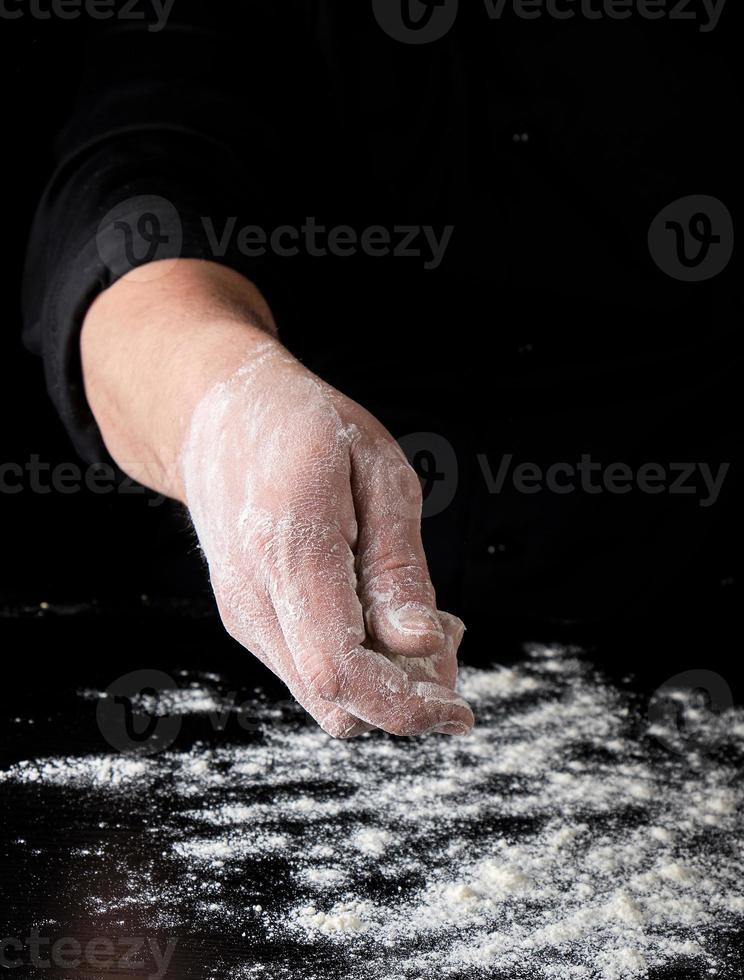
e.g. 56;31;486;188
80;259;279;503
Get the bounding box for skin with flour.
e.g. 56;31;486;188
81;259;474;738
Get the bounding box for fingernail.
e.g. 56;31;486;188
392;604;444;638
433;722;470;736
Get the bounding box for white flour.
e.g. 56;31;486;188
79;680;230;717
1;645;742;979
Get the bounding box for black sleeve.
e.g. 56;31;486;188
21;1;312;464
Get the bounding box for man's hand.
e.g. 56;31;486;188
81;260;474;738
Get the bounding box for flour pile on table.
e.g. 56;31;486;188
1;645;742;980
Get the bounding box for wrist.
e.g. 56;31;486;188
80;259;280;503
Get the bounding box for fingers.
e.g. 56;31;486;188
387;611;466;692
351;437;443;658
325;646;474;736
214;586;372;739
268;519;474;737
272;638;375;740
267;514;368;697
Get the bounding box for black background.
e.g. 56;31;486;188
0;7;742;980
0;3;741;700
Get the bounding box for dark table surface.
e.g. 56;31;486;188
1;595;742;980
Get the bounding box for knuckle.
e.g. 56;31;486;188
370;444;423;512
378;460;423;516
361;555;421;588
360;562;435;610
304;660;342;702
401;464;424;504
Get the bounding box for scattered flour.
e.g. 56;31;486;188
300;867;348;889
299;903;369;935
351;828;393;857
80;682;231;717
2;646;742;980
0;755;148;787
